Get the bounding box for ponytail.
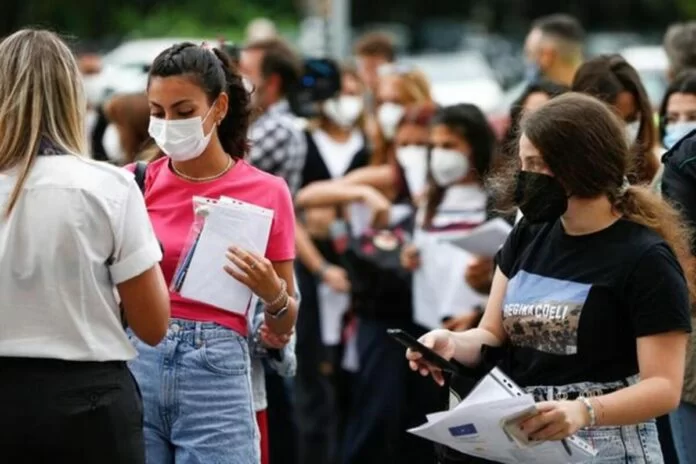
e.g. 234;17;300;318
614;185;696;305
211;48;251;158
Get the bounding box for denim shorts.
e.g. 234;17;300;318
128;319;259;464
526;376;663;464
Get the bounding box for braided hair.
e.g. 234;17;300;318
148;42;251;158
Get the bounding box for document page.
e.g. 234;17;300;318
317;282;350;346
439;218;512;257
409;368;597;463
179;200;273;315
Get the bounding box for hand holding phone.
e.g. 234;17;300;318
392;328;463;384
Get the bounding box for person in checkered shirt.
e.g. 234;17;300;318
241;38;307;194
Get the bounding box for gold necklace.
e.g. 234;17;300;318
171;157;234;182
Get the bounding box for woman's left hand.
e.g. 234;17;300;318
224;246;283;303
519;400;590;441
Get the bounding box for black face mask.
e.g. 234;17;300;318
514;171;568;224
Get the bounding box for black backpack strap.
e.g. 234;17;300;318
133;161;148;194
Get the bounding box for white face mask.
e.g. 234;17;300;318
396;145;429;196
430;148;470;187
149;106;216;161
377;102;406;140
102;124;125;163
664;121;696;150
323;95;364;129
624;121;641;147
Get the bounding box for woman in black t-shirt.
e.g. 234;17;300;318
407;93;694;463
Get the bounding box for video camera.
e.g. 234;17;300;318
291;58;342;118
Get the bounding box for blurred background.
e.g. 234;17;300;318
6;0;690;129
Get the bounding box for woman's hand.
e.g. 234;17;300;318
260;323;292;349
443;312;481;332
400;244;421;271
519;400;591;441
224;247;283;303
321;264;351;293
359;186;391;228
465;257;494;294
405;329;456;386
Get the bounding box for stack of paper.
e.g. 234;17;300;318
436;218;513;258
173;196;274;315
412;231;486;329
409;368;597;463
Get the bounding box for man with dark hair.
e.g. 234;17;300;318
524;13;585;86
241;38;306;194
664;21;696;82
353;31;395;106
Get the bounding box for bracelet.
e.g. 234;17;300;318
578;397;596;427
263;279;288;308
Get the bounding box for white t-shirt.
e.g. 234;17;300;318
0;155;162;361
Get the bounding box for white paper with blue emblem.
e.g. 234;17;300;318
408;367;597;463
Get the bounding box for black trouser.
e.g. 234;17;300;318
0;357;145;464
341;318;440;464
295;263;341;464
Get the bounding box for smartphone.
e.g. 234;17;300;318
387;328;464;375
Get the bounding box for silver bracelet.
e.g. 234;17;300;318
578;396;596;427
263;279;288;308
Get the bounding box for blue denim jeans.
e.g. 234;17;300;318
527;376;664;464
669;401;696;463
128;319;259;464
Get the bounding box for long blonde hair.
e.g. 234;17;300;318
0;29;87;216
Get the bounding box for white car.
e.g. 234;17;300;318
84;38;213;105
619;46;669;108
401;51;504;112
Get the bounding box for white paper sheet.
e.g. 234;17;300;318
413;233;487;329
409;368;597;464
438;218;513;258
317;283;350;346
179;200;274;315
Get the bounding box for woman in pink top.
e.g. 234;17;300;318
127;43;297;464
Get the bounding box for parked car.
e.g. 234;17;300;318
401;51;503;112
83;37;213;105
620;45;668;109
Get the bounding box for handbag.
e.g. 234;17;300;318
341;209;415;320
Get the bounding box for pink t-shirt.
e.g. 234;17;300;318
126;157;295;336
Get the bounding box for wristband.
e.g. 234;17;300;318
578;397;596;427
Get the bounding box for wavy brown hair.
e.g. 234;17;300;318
571;54;659;185
489;92;695;301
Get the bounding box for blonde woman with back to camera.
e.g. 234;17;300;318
0;30;170;463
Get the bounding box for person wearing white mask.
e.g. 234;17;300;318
369;64;433;167
293;66;371;464
572;54;660;185
126;43;299;464
401;104;502;332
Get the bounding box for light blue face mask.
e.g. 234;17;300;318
525;62;542;83
663;121;696;150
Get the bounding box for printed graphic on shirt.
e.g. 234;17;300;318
503;271;591;355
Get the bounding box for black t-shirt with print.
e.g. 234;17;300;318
495;218;692;388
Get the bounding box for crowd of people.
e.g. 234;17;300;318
1;11;696;464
